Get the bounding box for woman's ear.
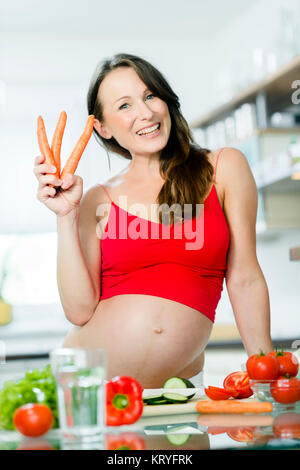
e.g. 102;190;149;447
94;118;113;139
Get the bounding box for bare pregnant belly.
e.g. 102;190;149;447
62;295;213;388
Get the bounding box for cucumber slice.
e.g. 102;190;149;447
162;376;196;399
143;395;165;404
162;393;189;403
143;394;164;402
166;433;190;446
144;398;169;405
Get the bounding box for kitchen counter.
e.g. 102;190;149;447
1;349;299;451
1;405;299;450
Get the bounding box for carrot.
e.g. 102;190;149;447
37;116;59;188
196;399;273;414
37;116;58;173
51;110;67;177
60;114;95;181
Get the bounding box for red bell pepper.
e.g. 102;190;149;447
105;376;144;426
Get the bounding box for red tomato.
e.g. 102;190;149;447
246;352;279;380
204;386;232;400
13;403;54;437
269;350;299;377
270;377;300;404
223;372;253;399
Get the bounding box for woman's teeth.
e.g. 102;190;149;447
137;123;160;135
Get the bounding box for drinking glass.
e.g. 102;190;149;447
50;348;106;443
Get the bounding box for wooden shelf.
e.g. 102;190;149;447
253;127;300;135
289;245;300;261
190;54;300;128
252;155;300;190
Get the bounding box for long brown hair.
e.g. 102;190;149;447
87;53;214;225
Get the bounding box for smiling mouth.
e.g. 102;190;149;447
136;123;161;136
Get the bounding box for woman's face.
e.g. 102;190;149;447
95;67;172;158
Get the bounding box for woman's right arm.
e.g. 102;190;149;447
56;187;101;326
34;154;101;326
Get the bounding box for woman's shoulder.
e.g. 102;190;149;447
206;147;250;209
82;179;115;212
208;147;249;178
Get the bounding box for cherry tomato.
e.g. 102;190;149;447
204;386;232;400
269;350;299;377
270;376;300;404
246;351;279;380
13;403;54;437
223;372;253;399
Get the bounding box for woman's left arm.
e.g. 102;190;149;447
221;148;274;357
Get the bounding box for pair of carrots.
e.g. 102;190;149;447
37;111;95;186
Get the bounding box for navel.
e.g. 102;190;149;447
153;327;163;334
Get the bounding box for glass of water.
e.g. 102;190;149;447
50;348;106;443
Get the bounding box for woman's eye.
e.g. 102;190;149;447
119;95;155;110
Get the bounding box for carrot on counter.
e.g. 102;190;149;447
196;399;273;414
37;116;59;179
60;114;95;181
51;110;67;176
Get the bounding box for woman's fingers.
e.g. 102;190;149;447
37;185;57;201
61;173;73;189
34;155;58;178
38;174;62;189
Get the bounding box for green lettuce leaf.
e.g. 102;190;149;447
0;364;59;430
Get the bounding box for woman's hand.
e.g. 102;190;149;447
34;154;83;217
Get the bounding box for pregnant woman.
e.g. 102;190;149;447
34;53;273;388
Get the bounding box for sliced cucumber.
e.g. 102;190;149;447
162;393;189;403
162;376;196;399
143;395;166;405
144;398;169;405
165;433;190;446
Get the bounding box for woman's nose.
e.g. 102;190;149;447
136;100;154;120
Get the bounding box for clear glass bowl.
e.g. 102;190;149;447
250;379;300;409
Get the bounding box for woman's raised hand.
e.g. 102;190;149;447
34;154;83;217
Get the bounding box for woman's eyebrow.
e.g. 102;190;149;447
113;88;150;104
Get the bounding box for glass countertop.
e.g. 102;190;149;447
1;405;299;450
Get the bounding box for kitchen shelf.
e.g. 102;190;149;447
190;54;300;128
190;54;300;234
252;153;300;189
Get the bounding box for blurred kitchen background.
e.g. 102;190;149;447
0;0;300;384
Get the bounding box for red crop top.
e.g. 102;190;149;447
98;147;230;323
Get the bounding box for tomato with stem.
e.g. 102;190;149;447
246;351;279;380
269;350;299;377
